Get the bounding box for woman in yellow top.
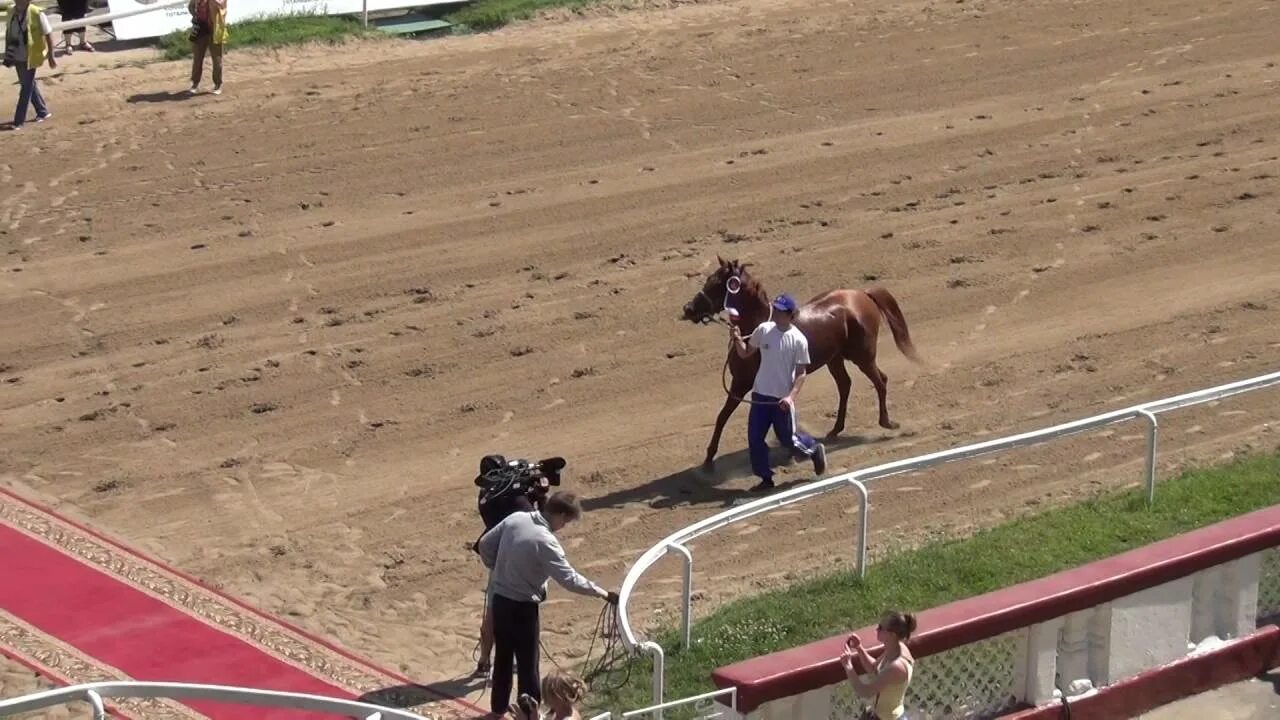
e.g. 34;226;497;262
841;610;917;720
186;0;227;95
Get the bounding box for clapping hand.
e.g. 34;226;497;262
840;633;863;672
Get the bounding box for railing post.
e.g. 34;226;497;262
848;478;870;578
641;641;666;718
668;542;694;650
85;690;106;720
1138;410;1160;506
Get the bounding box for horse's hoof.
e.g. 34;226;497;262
825;430;843;441
702;457;716;469
880;420;900;430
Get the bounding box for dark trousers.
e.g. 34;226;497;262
190;35;223;87
748;393;817;481
12;62;49;127
490;593;540;715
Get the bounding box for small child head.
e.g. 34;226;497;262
541;670;587;712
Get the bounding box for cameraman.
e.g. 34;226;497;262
472;455;553;677
476;491;617;717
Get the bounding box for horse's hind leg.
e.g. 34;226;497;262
826;359;852;439
855;360;898;430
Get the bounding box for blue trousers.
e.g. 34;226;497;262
13;63;49;127
748;393;818;481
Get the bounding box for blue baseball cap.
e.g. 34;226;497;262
771;293;798;313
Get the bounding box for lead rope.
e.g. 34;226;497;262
477;601;631;712
538;603;634;695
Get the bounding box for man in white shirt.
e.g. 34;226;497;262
729;293;827;492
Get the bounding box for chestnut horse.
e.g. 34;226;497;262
682;257;922;467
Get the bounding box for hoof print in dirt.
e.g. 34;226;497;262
250;402;279;415
195;334;224;350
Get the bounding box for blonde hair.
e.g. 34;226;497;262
541;670;587;707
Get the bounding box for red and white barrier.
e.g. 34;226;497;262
708;505;1280;719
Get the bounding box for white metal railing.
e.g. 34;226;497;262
591;687;737;719
0;681;432;720
0;0;189;32
616;369;1280;707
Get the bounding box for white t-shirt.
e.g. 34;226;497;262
748;321;811;398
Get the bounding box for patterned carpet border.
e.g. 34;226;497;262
0;486;482;719
0;608;205;720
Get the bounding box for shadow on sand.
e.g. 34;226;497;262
126;90;195;104
358;677;489;716
582;433;894;513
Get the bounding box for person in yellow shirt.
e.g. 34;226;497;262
4;0;57;129
187;0;227;95
841;610;917;720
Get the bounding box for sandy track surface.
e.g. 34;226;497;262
2;0;1279;712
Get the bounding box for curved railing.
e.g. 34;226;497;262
0;681;431;720
615;368;1280;707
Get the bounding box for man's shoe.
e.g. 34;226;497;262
211;84;222;96
812;442;827;476
749;479;776;493
472;660;490;678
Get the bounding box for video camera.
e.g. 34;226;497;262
474;454;566;531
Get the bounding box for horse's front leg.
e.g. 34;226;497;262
705;389;746;467
826;359;853;439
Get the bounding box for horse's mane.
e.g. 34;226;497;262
735;269;770;308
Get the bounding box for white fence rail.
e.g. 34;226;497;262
0;681;431;719
616;369;1280;707
591;687;737;720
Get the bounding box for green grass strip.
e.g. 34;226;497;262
156;15;373;61
593;448;1280;713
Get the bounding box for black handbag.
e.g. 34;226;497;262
188;18;211;41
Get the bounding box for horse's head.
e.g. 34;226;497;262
683;256;752;323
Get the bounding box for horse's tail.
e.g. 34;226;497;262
866;286;922;364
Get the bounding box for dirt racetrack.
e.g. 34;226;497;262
3;0;1280;712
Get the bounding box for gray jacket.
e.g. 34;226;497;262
478;510;604;603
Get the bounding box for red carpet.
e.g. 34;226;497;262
0;486;484;720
